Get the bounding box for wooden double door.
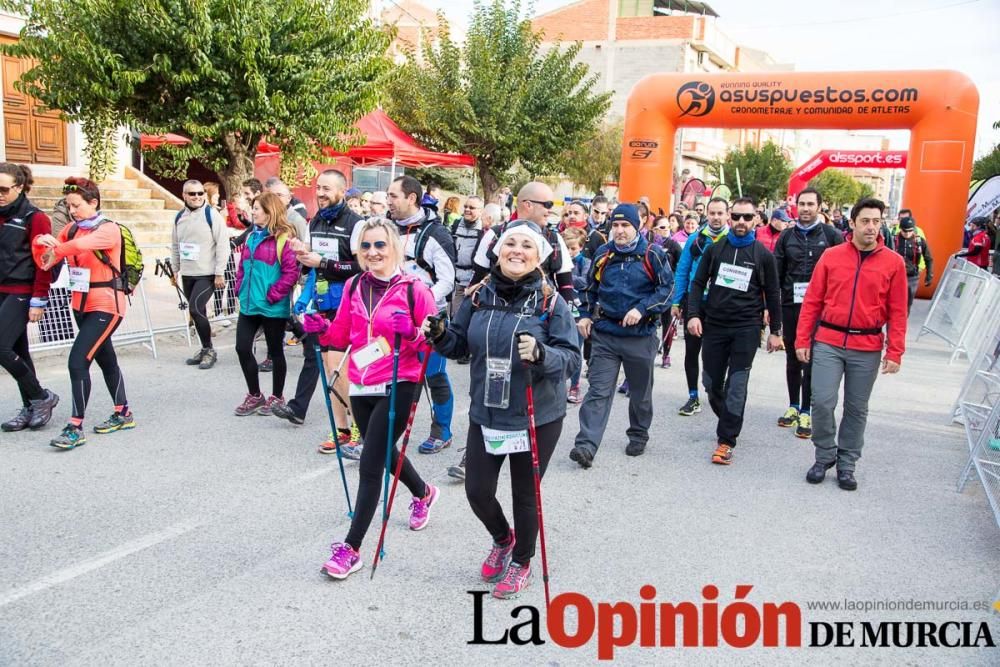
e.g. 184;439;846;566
0;37;66;165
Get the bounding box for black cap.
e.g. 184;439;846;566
899;217;916;231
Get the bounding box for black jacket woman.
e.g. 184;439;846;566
425;219;580;600
0;163;59;431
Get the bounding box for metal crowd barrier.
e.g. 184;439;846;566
918;257;1000;364
28;274;160;358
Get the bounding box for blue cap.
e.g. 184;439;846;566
610;203;641;229
770;208;792;223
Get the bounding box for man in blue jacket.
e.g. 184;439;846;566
569;204;674;468
670;198;730;416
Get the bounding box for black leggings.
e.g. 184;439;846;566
346;382;427;551
682;298;702;393
236;314;286;397
183;275;215;349
69;310;127;420
0;292;44;405
781;305;811;412
465;418;561;565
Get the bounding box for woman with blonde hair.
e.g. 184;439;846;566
318;218;439;580
233;192;299;416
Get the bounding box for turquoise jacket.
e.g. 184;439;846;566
235;228;299;318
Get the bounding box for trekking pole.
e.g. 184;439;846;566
317;345;354;518
518;333;551;609
327;346;352;410
155;258;187;310
377;333;403;564
371;341;433;580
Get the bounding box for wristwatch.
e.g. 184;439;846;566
319;258;329;273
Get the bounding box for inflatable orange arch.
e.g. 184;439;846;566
619;70;979;296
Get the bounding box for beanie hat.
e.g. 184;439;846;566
610;203;641;230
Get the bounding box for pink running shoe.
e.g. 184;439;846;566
409;484;439;531
322;542;362;579
493;561;531;599
482;529;516;583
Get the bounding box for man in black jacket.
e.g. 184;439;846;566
893;216;933;313
687;197;783;466
273;170;363;446
773;187;843;439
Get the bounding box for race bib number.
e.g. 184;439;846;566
313;236;339;261
349;382;387;397
793;282;809;304
352;337;390;370
179;242;200;261
715;263;752;292
481;426;530;456
68;267;91;293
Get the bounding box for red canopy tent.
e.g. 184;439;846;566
141;110;474;215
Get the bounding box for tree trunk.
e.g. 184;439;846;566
478;164;502;207
219;132;256;201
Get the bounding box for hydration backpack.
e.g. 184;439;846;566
68;220;144;295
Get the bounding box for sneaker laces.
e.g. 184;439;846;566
329;542;356;568
485;538;512;569
241;394;261;410
499;562;526;586
410;493;431;520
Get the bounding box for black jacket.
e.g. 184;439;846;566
893;234;933;279
688;235;782;333
774;223;843;307
308;202;364;283
0;196;43;286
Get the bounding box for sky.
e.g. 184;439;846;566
403;0;1000;158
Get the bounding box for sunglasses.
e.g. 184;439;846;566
655;225;670;231
360;241;388;250
62;184;82;194
185;191;206;197
731;213;755;222
525;199;554;210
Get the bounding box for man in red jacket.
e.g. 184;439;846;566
956;216;992;270
795;197;908;491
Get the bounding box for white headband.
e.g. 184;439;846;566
495;222;553;263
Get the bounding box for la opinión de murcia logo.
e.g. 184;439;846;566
676;81;716;117
467;585;997;660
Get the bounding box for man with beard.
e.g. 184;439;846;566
388;175;458;454
687;197;783;466
774;187;843;440
273;170;364;457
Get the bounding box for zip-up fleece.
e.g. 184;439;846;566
171;204;229;277
774;223;844;306
320;272;437;386
795;236;908;364
0;198;52;299
688;235;782;332
235;229;299;318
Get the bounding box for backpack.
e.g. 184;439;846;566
68;220;144;296
345;274;419;327
410;220;457;281
592;246;658;284
174;207;213;228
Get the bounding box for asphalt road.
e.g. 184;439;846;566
1;300;998;666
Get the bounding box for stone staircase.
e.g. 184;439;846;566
31;170;181;249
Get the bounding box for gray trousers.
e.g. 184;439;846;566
811;342;881;472
574;329;658;455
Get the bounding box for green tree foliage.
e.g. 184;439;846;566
972;144;1000;180
384;0;610;203
0;0;392;192
559;119;624;194
707;141;790;206
808;169;876;208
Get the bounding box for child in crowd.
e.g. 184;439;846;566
562;227;591;403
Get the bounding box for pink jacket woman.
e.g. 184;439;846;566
320;272;437;386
